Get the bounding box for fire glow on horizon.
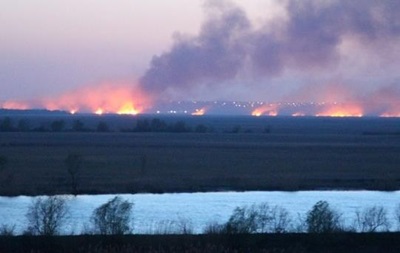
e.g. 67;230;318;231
1;83;152;116
250;102;399;118
1;86;400;118
191;107;207;116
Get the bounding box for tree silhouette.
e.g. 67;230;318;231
90;196;133;235
65;153;83;195
306;201;343;233
26;196;69;236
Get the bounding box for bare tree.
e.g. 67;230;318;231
395;203;400;231
65;153;83;195
223;203;292;234
269;205;292;233
90;196;133;235
255;203;292;233
25;196;69;236
354;206;390;232
306;201;344;233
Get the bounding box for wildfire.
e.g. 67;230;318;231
316;103;363;117
0;82;152;115
251;104;278;117
117;103;140;115
191;107;206;116
42;83;152;115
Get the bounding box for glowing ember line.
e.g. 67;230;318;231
191;107;206;116
95;108;104;115
251;104;278;117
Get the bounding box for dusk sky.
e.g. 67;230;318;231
1;0;400;114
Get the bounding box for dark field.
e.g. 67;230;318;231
1;115;400;195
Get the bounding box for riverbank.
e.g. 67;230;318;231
1;233;400;253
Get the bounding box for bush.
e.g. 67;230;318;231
25;196;69;236
223;203;292;234
90;196;133;235
306;201;343;233
354;206;390;232
202;221;226;234
0;224;15;236
224;205;259;234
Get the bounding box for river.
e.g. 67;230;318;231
0;191;399;234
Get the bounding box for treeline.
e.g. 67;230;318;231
0;116;271;134
0;117;215;133
0;117;98;132
1;196;400;236
206;201;399;234
121;119;205;133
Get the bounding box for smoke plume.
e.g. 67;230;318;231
140;0;400;102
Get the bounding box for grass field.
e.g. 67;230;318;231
1;115;400;196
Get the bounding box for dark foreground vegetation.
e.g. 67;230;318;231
1;233;400;253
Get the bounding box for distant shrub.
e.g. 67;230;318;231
151;118;168;132
96;121;110;132
195;124;208;133
51;120;65;132
0;117;14;131
169;121;191;133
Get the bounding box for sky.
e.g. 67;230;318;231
1;0;400;115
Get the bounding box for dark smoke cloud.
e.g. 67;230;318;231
140;1;250;94
140;0;400;98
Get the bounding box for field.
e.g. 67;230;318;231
1;114;400;196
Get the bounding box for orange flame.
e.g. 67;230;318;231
191;107;206;116
316;103;363;117
251;104;278;117
117;103;140;115
43;82;152;115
